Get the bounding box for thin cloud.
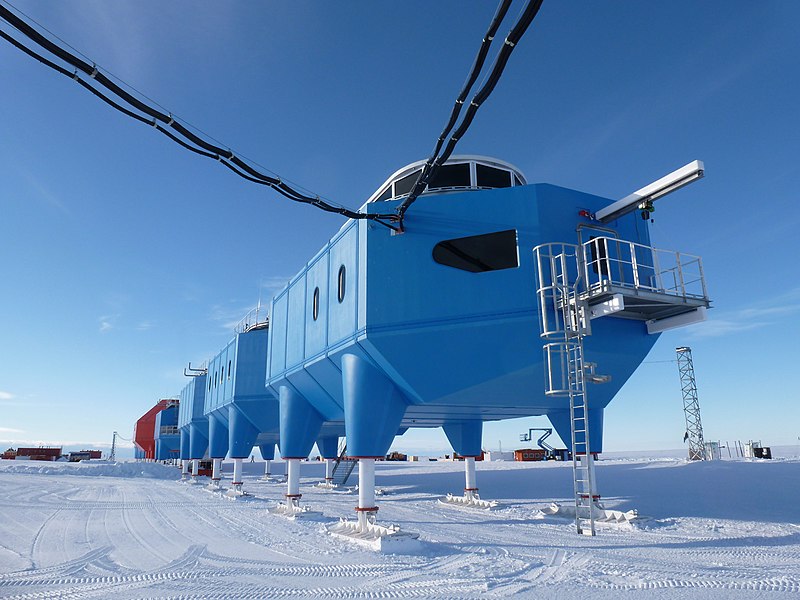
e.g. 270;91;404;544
0;427;24;434
689;289;800;339
98;314;118;333
0;391;14;401
136;320;155;331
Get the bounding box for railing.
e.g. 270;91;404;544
234;304;270;334
581;237;707;301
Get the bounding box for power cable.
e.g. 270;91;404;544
396;0;545;227
0;2;399;229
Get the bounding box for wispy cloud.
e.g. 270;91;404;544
689;288;800;339
0;427;24;434
136;320;154;331
0;391;14;401
98;313;123;333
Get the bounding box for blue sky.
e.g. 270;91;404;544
1;1;798;455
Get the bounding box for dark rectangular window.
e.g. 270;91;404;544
476;164;512;188
433;229;519;273
393;169;422;197
427;163;471;190
375;186;392;201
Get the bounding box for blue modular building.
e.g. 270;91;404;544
265;156;709;529
204;324;281;493
178;372;208;478
153;400;180;461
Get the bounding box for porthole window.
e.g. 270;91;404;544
337;266;346;303
432;229;519;273
312;286;320;321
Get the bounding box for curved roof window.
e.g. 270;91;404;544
368;155;525;203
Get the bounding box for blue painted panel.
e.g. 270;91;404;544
268;291;289;377
286;277;307;368
233;328;269;398
327;223;358;346
178;374;208;428
305;253;329;359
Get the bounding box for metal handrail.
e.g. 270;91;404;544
580;237;707;301
234;304;270;334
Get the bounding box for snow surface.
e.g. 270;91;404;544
0;456;798;599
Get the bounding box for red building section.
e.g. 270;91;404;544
133;399;173;460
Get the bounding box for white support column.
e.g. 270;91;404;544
264;459;271;478
356;458;377;530
232;458;243;492
325;458;334;483
286;458;301;506
211;458;221;487
191;458;200;480
464;457;477;500
181;459;189;480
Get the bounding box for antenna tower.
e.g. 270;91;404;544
110;431;118;462
676;347;706;460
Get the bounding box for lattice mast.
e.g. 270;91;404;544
676;347;705;460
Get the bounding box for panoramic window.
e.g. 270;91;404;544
337;265;346;303
432;229;519;273
375;186;392;202
476;164;512;188
312;286;320;321
393;169;421;197
427;163;471;190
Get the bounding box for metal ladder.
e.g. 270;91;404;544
534;243;596;536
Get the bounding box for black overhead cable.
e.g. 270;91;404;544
0;3;398;229
396;0;545;227
401;0;513;214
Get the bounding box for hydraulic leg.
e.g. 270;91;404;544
356;458;378;529
211;458;222;488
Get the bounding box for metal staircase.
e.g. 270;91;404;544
331;440;357;486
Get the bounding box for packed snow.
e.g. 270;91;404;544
0;452;798;599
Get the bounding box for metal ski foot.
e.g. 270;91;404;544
268;499;319;519
326;518;421;552
439;492;498;510
224;485;248;499
205;480;223;492
316;480;341;490
537;501;638;524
